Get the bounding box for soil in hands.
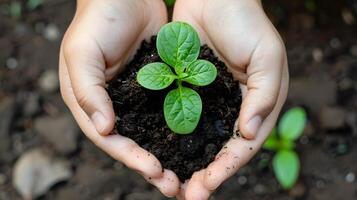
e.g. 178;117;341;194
107;37;242;181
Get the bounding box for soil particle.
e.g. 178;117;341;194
0;97;16;162
0;173;7;185
319;106;346;129
238;175;248;185
289;182;307;198
43;24;60;41
39;70;59;93
108;37;241;181
125;191;163;200
22;92;41;117
345;172;355;183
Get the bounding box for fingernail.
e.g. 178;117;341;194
91;111;106;133
246;115;262;136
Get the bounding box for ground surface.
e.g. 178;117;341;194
0;0;357;199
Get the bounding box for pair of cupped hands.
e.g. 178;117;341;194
59;0;288;199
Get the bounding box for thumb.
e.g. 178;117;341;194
63;41;115;136
237;41;285;139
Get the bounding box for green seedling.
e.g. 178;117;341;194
263;107;307;189
164;0;176;7
1;0;43;19
136;22;217;134
27;0;43;11
9;1;21;19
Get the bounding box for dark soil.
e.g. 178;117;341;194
107;37;241;181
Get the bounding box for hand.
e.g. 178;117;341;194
173;0;289;199
59;0;180;197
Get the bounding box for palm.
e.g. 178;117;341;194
61;0;288;198
65;0;167;79
174;0;282;81
60;0;182;197
173;0;289;199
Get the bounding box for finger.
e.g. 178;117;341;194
203;138;256;191
59;53;163;178
172;0;209;44
103;134;164;177
237;41;285;139
176;182;188;200
144;169;180;197
176;0;283;139
60;0;168;136
62;37;114;136
185;170;211;200
173;1;284;139
204;64;289;190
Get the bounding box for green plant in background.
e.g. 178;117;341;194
10;1;22;19
164;0;176;7
263;107;307;189
136;21;217;134
0;1;22;19
27;0;43;11
304;0;317;12
0;0;43;19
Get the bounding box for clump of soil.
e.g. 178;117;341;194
107;37;242;181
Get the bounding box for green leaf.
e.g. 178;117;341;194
280;138;295;150
164;87;202;134
27;0;43;10
263;128;279;151
183;60;217;86
164;0;176;7
273;150;300;189
157;22;200;74
137;62;176;90
10;1;21;19
278;107;307;141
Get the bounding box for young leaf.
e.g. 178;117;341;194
10;1;21;19
183;60;217;86
278;107;307;141
164;87;202;134
280;138;295;150
157;22;200;74
27;0;43;10
263;128;280;151
273;150;300;189
137;62;176;90
164;0;176;7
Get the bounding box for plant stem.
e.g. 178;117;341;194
176;79;182;89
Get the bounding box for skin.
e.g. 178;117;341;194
59;0;180;197
59;0;288;199
173;0;289;198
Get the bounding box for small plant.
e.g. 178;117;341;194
164;0;176;7
0;0;43;19
1;1;22;19
27;0;43;11
136;22;217;134
263;107;307;189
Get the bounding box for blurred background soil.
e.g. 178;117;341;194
0;0;357;199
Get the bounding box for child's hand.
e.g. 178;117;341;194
59;0;180;197
173;0;289;199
